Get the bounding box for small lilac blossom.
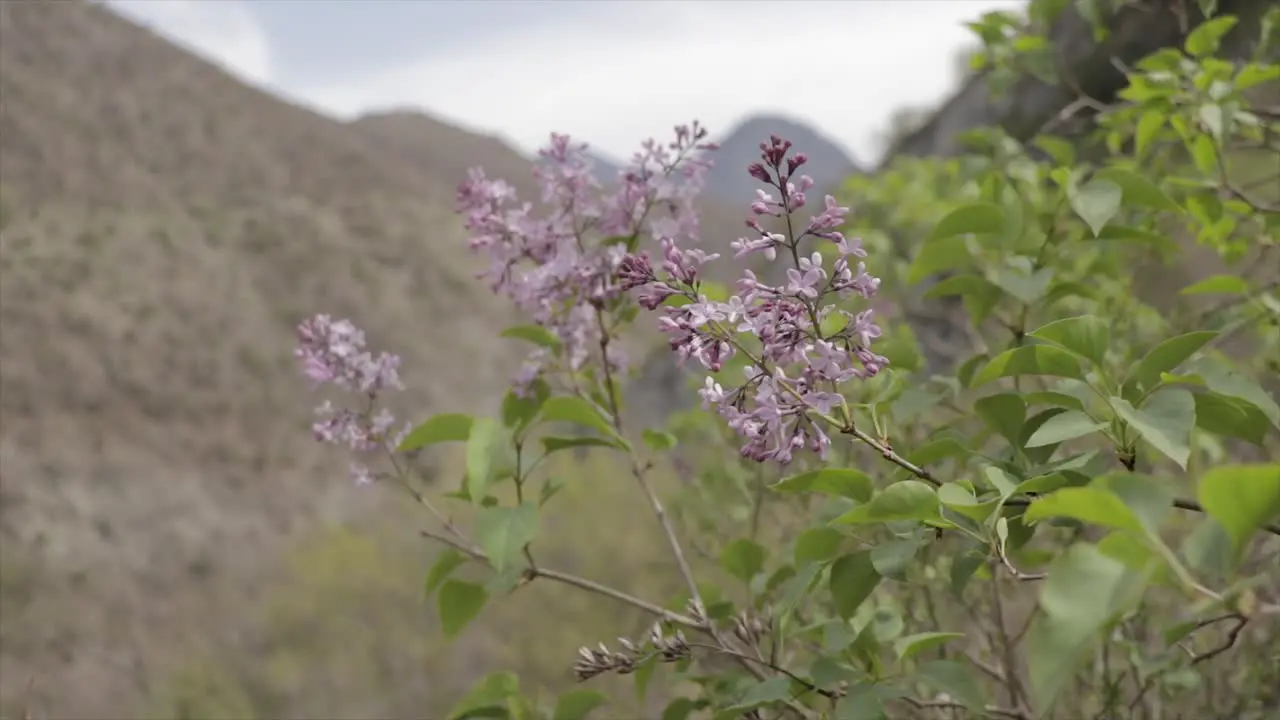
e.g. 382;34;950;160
623;136;888;465
296;314;409;486
456;122;717;394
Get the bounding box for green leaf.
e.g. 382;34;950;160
641;428;678;452
1024;389;1087;412
1180;517;1235;578
1015;472;1076;496
1195;391;1271;445
553;689;608;720
1185;15;1238;57
1190;134;1217;176
829;551;882;619
908;236;973;284
1180;274;1250;295
1093;167;1179;211
500;324;561;349
772;468;874;502
907;437;970;466
990;267;1054;304
1027;544;1146;712
809;657;853;690
1094;224;1177;250
1196;464;1280;555
501;381;549;431
1188;358;1280;429
425;548;468;597
540;436;621;454
834;684;887;720
449;672;519;720
1097;530;1159;573
438;579;488;639
724;676;792;715
950;549;987;596
1069;178;1122;237
1092;474;1174;533
1134;111;1166;157
778;561;824;617
720;539;767;583
832;481;941;525
540;395;625;445
971;345;1085;387
894;632;965;661
1044;280;1100;306
929;202;1005;242
876;324;924;373
1112;389;1196;469
1199;103;1226;143
924;273;1000;299
1028;315;1110;366
892;388;942;423
985;466;1019;499
870;538;920;578
1025;410;1106;447
466;418;507;501
1129;331;1218;393
923;274;1003;323
1033;135;1075;166
794;527;845;564
475;503;539;575
660;698;701;720
633;658;657;704
974;393;1027;447
938;483;998;523
918;660;984;710
398;413;475;452
1025;487;1143;531
1236;62;1280;89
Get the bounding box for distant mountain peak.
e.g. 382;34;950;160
701;113;861;205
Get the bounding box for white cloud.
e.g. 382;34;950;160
105;0;275;88
298;0;1024;165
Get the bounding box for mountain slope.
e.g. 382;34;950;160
0;2;529;715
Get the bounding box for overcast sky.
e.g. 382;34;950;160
105;0;1025;165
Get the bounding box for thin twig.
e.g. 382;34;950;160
964;650;1009;685
842;425;940;485
418;527;702;628
594;311;709;621
684;642;840;700
989;565;1032;711
1187;613;1249;665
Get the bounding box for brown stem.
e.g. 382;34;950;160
419;527;702;628
593;308;709;623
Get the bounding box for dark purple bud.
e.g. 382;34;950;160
787;152;808;175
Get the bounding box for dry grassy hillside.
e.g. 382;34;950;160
0;1;545;715
0;2;769;716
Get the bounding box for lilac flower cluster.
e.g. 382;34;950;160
296;314;407;485
455;123;718;393
620;136;887;464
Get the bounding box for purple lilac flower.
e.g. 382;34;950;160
296;314;409;485
455;123;718;394
622;136;888;465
